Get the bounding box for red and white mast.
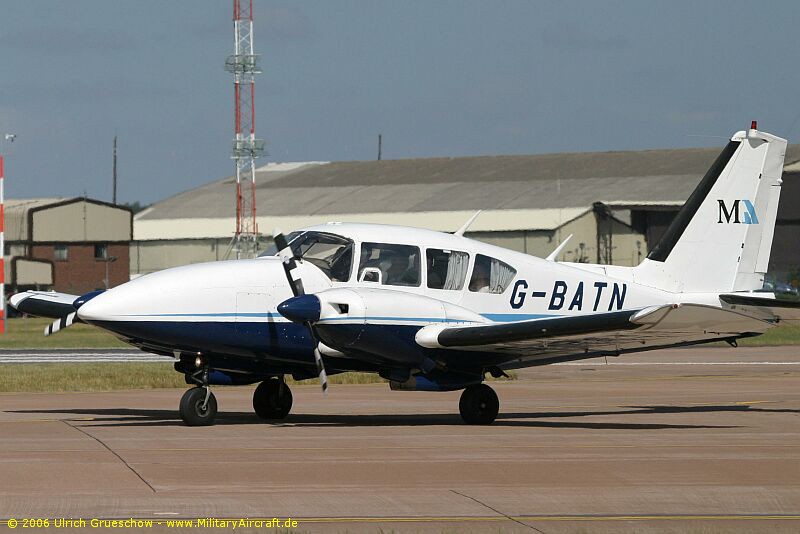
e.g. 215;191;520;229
0;154;5;334
225;0;264;259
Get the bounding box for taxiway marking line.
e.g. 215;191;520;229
83;443;800;453
2;515;799;525
294;515;800;523
518;372;800;384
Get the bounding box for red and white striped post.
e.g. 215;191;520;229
0;154;5;334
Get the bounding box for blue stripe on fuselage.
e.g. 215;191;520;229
112;312;558;324
481;313;558;322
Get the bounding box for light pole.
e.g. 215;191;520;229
103;256;118;289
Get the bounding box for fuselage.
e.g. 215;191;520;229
76;222;691;374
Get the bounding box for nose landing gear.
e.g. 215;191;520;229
179;386;218;426
253;377;293;420
459;383;499;425
179;360;218;426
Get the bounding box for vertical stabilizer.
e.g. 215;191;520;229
634;126;787;293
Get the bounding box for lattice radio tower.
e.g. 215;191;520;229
225;0;264;259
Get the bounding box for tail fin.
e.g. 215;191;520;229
635;125;787;293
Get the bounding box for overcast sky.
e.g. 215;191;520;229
2;1;799;204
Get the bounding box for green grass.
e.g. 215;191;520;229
735;322;800;346
0;363;185;393
0;363;394;393
1;317;129;349
0;363;515;393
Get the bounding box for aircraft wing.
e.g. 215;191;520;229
415;303;775;369
9;291;81;319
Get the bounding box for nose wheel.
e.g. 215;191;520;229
253;377;293;420
179;386;218;426
459;384;499;425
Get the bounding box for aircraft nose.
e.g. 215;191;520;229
73;290;105;310
76;290;121;322
277;294;321;323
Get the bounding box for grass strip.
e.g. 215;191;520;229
0;362;515;393
1;318;129;349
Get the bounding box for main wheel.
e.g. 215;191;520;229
179;387;217;426
253;378;293;420
459;384;499;425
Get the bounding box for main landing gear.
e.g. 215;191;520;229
252;377;293;420
459;384;499;425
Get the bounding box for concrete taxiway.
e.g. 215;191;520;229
0;346;799;533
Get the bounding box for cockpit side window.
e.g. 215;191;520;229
259;231;301;257
263;231;353;282
468;254;516;294
426;249;470;290
359;242;421;287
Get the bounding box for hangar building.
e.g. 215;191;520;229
4;198;132;296
132;144;800;283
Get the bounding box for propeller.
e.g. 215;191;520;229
40;290;104;337
273;230;329;395
44;312;77;336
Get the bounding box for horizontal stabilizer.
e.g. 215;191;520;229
720;294;800;322
632;303;771;333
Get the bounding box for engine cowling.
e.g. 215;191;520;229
286;287;486;366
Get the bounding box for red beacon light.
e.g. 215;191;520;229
751;120;758;130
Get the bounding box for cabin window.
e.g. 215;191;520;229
426;249;469;290
287;232;353;282
359;242;421;287
54;244;68;261
468;254;516;294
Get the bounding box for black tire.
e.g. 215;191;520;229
459;384;499;425
179;387;217;426
253;379;293;420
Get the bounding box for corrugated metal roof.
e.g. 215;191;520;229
133;208;591;240
135;144;800;238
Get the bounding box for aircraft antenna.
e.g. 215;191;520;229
112;135;117;205
225;0;264;259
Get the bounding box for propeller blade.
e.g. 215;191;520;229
313;345;329;395
44;312;77;336
274;230;305;297
273;229;328;395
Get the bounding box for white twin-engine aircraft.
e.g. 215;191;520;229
11;125;800;426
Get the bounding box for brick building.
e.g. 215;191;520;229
4;198;132;296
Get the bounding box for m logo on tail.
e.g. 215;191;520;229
717;199;759;224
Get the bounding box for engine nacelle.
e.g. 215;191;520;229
310;287;486;366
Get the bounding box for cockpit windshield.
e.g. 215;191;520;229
260;231;354;282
